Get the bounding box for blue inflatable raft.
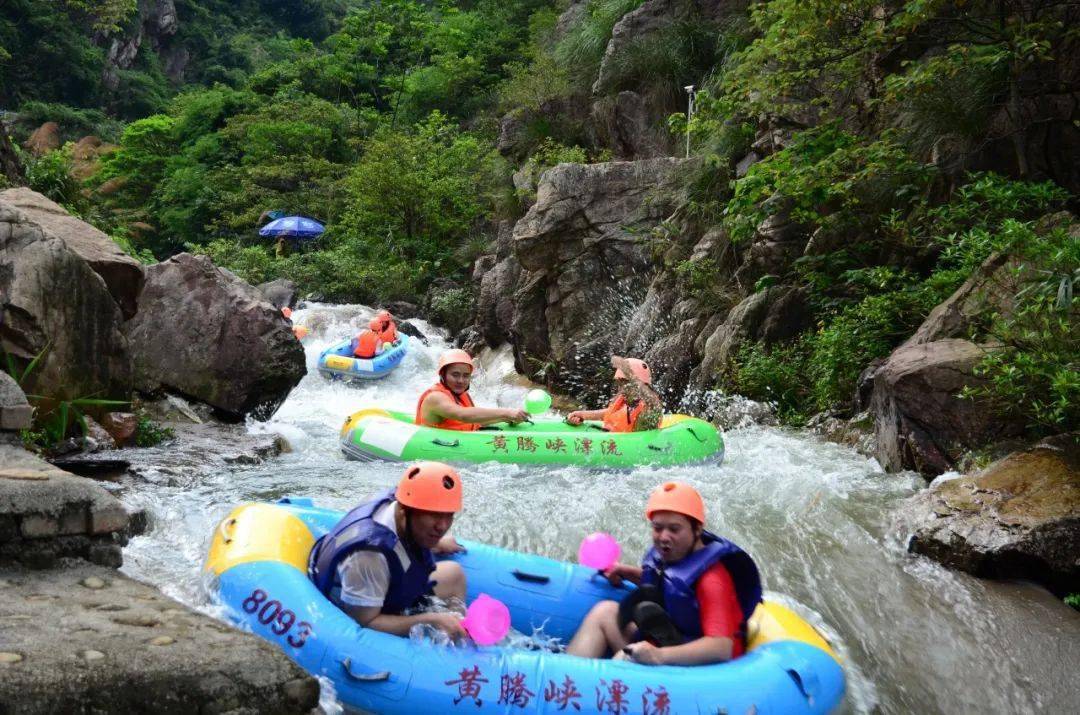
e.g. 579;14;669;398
317;335;408;381
205;500;845;714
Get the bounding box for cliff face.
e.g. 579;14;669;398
468;0;1079;476
101;0;185;89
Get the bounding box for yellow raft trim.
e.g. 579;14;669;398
340;407;393;437
748;601;838;662
205;504;315;576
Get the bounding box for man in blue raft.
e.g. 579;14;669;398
567;481;762;666
309;462;469;638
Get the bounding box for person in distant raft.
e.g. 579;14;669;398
566;481;762;666
415;349;528;431
566;355;663;432
353;318;386;359
308;462;469;638
372;310;398;345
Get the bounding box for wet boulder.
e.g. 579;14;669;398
897;433;1080;595
125;254;305;420
509;158;687;398
0;200;131;402
871;339;1025;475
0;188;144;319
255;278;298;310
691;285;811;387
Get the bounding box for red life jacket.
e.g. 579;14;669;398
602;394;646;433
353;330;380;358
377;320;398;344
415;382;480;432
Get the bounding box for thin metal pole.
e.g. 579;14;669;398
684;85;695;158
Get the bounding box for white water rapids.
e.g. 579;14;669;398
116;303;1079;714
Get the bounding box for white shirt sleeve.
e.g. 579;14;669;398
337;550;391;608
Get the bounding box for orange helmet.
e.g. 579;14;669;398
645;481;705;524
376;310;392;321
368;317;383;330
437;349;474;375
396;462;463;513
281;307;293;319
615;358;651;385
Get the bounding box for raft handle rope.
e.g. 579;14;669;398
340;658;391;682
586;423;610;432
686;427;706;443
218;517;237;544
511;569;551;584
431;438;460;448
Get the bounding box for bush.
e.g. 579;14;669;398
24;145;82;208
554;0;644;88
962;221;1079;435
135;414;175;447
733;341;811;425
428;287;476;334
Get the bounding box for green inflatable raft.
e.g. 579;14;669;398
339;408;723;467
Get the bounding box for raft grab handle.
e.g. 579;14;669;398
218;518;237;544
432;438;460;447
341;658;391;682
511;570;550;584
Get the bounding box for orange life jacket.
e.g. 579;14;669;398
415;382;480;432
353;330;381;358
377;320;398;344
602;394;646;433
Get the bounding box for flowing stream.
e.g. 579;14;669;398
116;303;1079;714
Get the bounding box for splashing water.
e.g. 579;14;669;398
117;303;1079;714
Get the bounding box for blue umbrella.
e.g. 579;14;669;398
258;215;325;239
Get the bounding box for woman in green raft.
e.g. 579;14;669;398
341;347;722;466
566;355;663;433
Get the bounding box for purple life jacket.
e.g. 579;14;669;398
640;531;762;642
308;488;436;615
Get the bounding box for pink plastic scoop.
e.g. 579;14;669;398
578;532;621;571
460;593;511;646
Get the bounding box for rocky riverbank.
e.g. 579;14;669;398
1;188;317;712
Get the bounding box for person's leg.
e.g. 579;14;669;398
431;560;466;604
566;600;634;658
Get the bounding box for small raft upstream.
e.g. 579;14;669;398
339;409;723;467
205;500;845;715
317;336;409;381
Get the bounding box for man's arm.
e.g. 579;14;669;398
623;635;734;665
425;392;527;425
345;604;467;638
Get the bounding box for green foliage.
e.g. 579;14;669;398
24;146;82;209
336;112;495;279
555;0;644;88
724;125;936;243
733;341;811;425
1066;594;1080;610
428;287;477;334
962;222;1079;435
135;414;175;447
13;101;123;143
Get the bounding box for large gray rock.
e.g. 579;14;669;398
0;371;32;430
897;433;1080;594
592;91;672;159
592;0;747;95
871;339;1024;474
0;444;129;568
0;562;319;714
125;254;305;420
509;158;687;398
691;285;811;387
474;222;522;348
0;201;132;402
256;278;298;310
0;188;144;319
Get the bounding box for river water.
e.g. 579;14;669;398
117;303;1079;714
